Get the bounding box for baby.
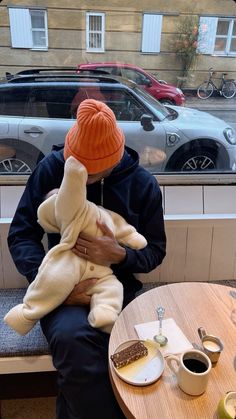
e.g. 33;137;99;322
5;156;147;335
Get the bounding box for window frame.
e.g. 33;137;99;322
86;12;105;52
29;9;48;50
215;18;236;56
8;7;48;50
198;16;236;56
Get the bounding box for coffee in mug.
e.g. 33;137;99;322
183;358;208;373
167;349;212;396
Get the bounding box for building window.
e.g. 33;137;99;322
198;16;236;55
86;12;105;52
141;14;163;53
8;7;48;50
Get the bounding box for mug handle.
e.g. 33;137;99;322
198;327;207;339
166;355;180;375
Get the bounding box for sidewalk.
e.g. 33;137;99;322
184;91;236;111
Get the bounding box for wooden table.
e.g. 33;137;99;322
109;282;236;419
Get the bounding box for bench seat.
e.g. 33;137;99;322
0;288;54;374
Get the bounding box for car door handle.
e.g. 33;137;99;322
24;128;44;134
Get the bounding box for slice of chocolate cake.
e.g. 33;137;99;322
111;341;148;369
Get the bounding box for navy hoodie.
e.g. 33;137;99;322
8;146;166;295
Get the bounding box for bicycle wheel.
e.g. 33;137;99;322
221;81;236;99
197;82;214;99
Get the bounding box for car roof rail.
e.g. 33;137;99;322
6;73;122;84
16;67;78;75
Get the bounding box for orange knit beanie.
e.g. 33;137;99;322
64;99;125;174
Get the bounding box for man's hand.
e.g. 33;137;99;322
63;278;97;306
72;220;126;266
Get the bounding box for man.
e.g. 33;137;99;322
8;99;166;419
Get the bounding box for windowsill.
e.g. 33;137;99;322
156;172;236;186
1;172;236;186
86;50;105;53
30;48;48;51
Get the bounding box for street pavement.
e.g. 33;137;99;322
185;92;236;111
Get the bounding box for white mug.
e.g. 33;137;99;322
166;349;212;396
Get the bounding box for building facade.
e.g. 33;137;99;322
0;0;235;86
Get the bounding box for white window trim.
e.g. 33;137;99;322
198;16;236;56
215;18;236;56
86;12;105;53
8;7;48;50
30;9;48;50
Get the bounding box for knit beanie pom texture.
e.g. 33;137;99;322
64;99;125;174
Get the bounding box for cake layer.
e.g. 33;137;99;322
111;341;148;369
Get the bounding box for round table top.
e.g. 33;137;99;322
109;282;236;419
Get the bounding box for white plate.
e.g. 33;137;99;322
110;339;165;386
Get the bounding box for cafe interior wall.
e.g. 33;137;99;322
1;184;236;287
0;0;235;86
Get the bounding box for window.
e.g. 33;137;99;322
27;87;78;119
86;12;105;52
198;17;236;55
8;7;48;49
121;68;150;85
0;87;30;116
141;14;163;53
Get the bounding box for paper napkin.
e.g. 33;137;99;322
134;318;193;357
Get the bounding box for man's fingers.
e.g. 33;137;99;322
96;220;114;238
76;278;97;293
78;232;93;242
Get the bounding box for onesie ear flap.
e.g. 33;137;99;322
37;194;60;233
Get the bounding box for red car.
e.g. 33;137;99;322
77;62;185;106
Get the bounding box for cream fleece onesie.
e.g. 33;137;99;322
4;156;147;335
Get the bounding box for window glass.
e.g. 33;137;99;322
230;38;236;52
26;87;77;119
233;21;236;36
214;38;227;52
121;69;149;85
1;4;236;180
214;18;236;55
30;10;48;49
0;87;29;116
216;20;229;36
30;10;45;28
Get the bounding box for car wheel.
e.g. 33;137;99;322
173;149;221;172
0;149;43;174
0;157;33;174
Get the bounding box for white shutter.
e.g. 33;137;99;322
198;17;218;54
142;14;162;53
9;8;32;48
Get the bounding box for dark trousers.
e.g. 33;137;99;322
40;293;134;419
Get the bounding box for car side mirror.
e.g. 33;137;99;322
143;78;152;87
141;114;155;131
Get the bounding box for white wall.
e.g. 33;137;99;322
1;184;236;287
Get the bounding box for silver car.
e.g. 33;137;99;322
0;70;235;174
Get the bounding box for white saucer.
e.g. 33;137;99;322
110;339;165;386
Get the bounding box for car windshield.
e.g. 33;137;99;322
132;85;170;121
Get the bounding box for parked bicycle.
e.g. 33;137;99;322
197;68;236;99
